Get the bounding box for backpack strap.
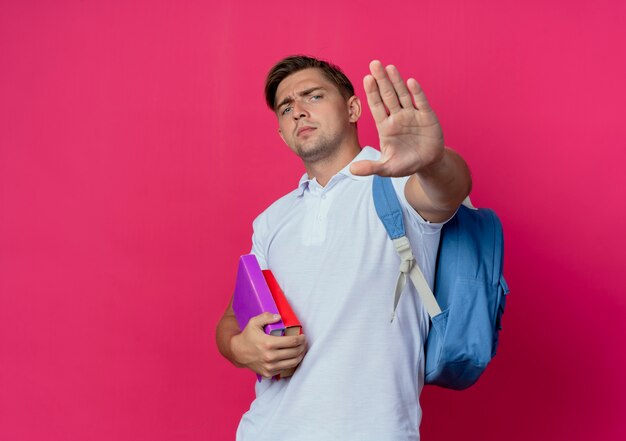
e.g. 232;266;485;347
372;176;442;322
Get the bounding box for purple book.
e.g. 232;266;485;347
232;254;285;337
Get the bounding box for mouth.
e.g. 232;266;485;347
296;126;316;137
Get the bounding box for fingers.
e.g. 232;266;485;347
275;352;305;372
236;312;308;378
250;312;281;328
261;351;306;378
368;60;402;114
273;343;307;363
350;160;385;177
385;64;414;109
407;78;432;112
258;336;307;378
366;61;417;118
248;313;306;347
363;75;387;124
271;333;306;350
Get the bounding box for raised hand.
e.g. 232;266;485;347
350;60;445;177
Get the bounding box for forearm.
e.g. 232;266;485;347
406;147;472;222
215;306;245;368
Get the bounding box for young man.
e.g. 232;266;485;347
216;55;472;440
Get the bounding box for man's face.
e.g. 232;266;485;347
274;68;358;163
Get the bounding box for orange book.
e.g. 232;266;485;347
262;270;303;378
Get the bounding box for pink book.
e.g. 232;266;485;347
232;254;285;381
232;254;285;336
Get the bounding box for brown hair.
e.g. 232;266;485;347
264;55;355;110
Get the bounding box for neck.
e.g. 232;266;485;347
303;139;361;187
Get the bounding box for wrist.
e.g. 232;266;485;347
415;146;447;177
412;146;471;213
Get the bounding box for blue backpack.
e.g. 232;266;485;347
372;176;509;390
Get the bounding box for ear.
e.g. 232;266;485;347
347;95;362;123
278;128;287;145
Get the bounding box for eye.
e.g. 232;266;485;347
281;106;292;115
310;94;322;101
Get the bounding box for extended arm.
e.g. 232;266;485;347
350;61;471;222
405;147;471;222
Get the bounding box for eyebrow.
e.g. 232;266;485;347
275;87;326;111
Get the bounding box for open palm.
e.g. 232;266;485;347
351;60;445;177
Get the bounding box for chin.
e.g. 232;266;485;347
296;144;336;163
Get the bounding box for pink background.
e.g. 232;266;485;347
1;1;625;440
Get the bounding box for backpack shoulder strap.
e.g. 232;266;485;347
372;174;406;239
372;176;442;321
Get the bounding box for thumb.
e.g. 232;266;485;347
250;312;281;328
350;160;384;176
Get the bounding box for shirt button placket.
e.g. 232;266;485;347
318;191;327;223
310;186;324;242
317;192;324;222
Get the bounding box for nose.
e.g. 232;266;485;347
291;100;309;120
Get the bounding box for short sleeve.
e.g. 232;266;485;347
390;176;456;234
250;212;269;270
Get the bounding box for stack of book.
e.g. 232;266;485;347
232;254;302;380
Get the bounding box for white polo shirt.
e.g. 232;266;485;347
236;147;445;441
